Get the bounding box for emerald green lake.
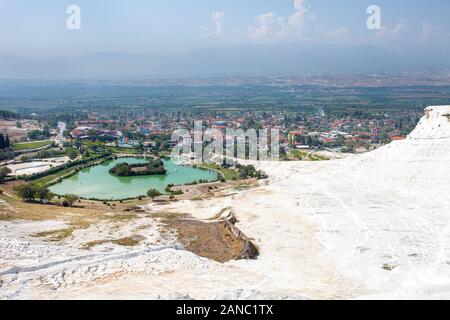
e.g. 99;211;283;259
49;157;218;200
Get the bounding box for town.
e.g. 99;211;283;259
1;104;421;167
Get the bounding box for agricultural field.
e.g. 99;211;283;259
11;140;52;151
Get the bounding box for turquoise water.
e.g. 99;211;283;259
49;157;218;200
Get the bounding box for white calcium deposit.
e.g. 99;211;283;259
0;106;449;299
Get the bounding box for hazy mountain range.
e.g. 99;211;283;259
1;43;449;80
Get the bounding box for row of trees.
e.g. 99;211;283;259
237;164;266;179
0;150;14;161
13;182;79;206
0;133;11;149
13;182;160;203
13;184;53;203
0;110;20;119
27;127;50;141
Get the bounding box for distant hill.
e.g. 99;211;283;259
1;43;449;80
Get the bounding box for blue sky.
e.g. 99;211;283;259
0;0;449;57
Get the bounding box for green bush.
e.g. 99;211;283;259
0;167;12;184
63;194;79;207
147;188;162;200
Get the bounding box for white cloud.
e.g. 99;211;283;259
375;19;407;40
248;12;287;41
248;0;313;41
201;11;225;36
288;0;307;28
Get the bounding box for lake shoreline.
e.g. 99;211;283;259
49;156;220;202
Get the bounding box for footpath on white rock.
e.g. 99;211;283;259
0;106;449;299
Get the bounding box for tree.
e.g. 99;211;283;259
147;188;162;200
307;135;313;147
27;129;49;140
0;167;12;184
0;134;5;149
36;150;53;159
238;165;256;179
42;125;50;138
66;147;79;160
90;143;99;152
86;129;98;141
36;187;53;203
14;183;38;202
0;109;20;119
14;183;52;203
0;149;14;161
63;194;79;207
110;163;132;176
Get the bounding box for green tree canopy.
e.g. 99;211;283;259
65;147;79;160
14;183;52;203
147;188;162;200
0;167;12;184
63;194;79;207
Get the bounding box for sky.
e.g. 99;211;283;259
0;0;449;57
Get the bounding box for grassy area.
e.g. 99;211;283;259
198;163;239;181
0;193;101;222
106;146;142;154
32;168;76;187
83;236;144;249
11;140;52;151
32;228;76;241
290;150;330;161
0;214;14;221
158;150;172;157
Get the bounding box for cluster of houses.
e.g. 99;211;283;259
287;116;407;151
71;126;123;140
69;109;413;153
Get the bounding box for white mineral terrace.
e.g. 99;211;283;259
0;106;449;299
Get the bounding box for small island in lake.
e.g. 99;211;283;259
109;158;167;176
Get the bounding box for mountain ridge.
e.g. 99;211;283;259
1;43;444;80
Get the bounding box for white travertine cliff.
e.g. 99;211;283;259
408;105;450;139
